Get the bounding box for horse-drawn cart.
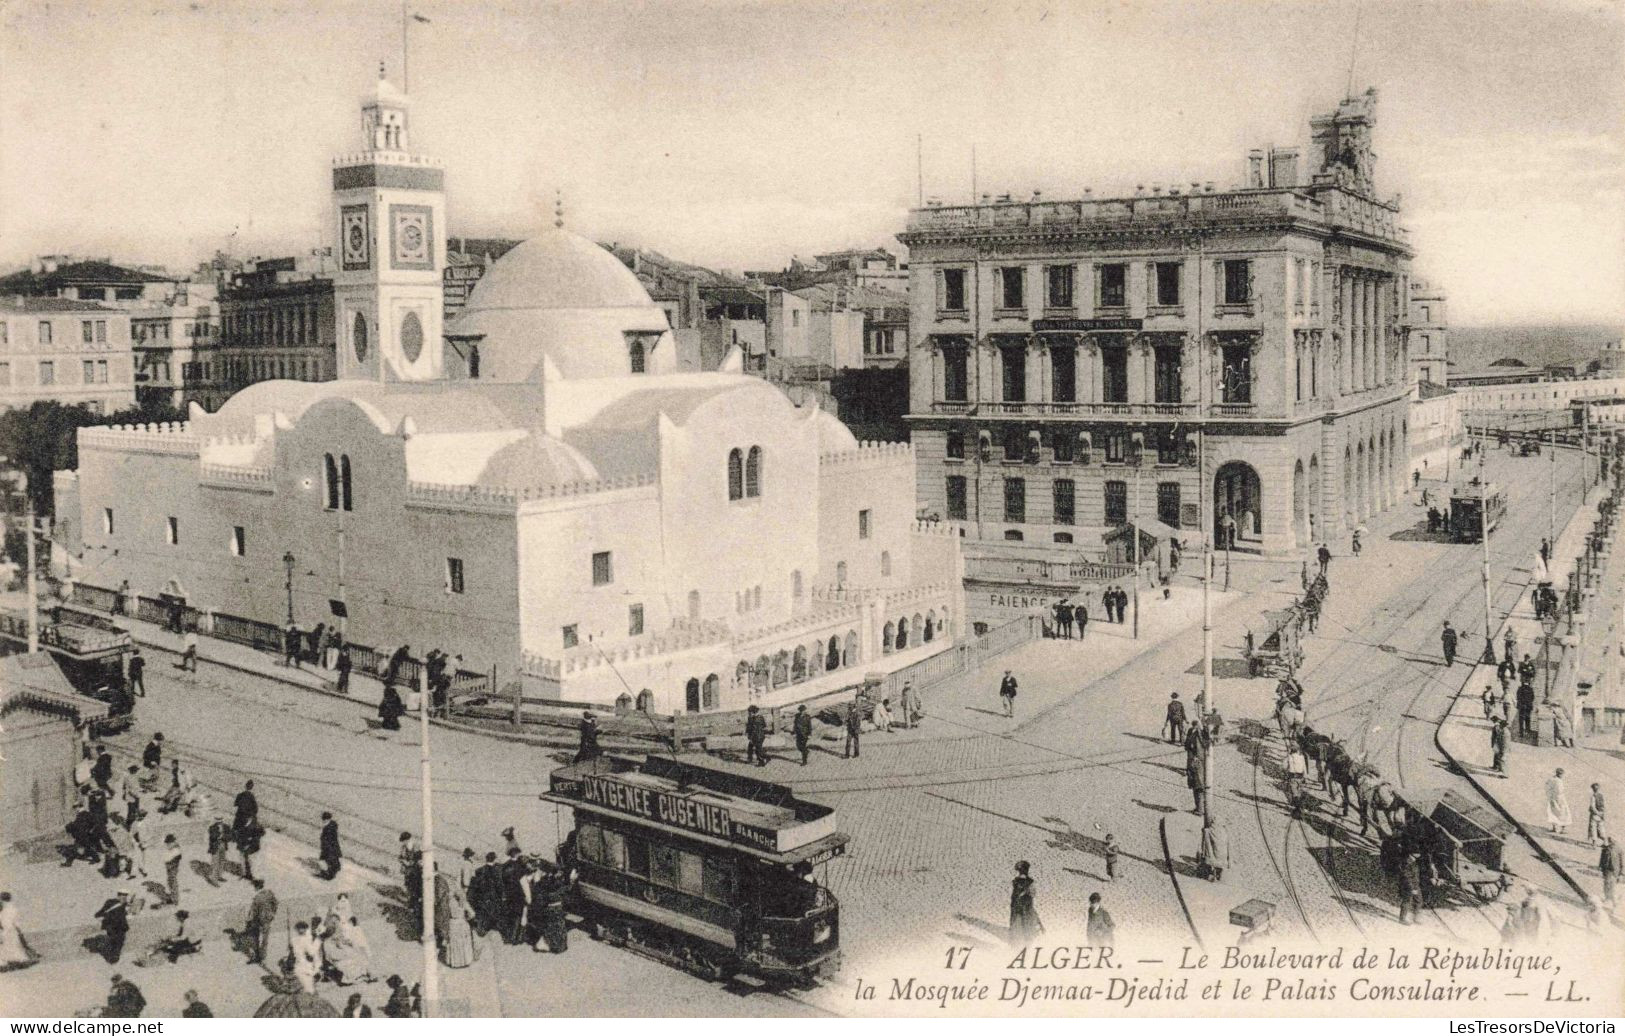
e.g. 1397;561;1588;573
1244;607;1305;678
1382;787;1513;903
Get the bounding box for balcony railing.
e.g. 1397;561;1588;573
930;400;1198;418
1211;402;1256;418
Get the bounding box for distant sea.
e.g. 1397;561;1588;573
1449;324;1623;374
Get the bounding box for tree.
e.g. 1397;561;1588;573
0;399;185;516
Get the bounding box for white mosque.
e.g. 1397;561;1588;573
54;75;962;713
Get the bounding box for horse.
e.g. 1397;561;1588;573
1298;728;1335;791
1351;771;1406;838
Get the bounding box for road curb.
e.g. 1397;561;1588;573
1433;698;1589;904
126;629;602;752
1158;815;1206;950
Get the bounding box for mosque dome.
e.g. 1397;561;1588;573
474;433;601;488
445;228;675;382
464;230;655;312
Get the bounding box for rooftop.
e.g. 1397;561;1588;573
0;294;121;314
0;261;171;292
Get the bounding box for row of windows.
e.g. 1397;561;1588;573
726;446;764;501
938;259;1252;315
937;338;1197;405
132;320;213;343
223;303;324;348
576;821;736;903
0;359;115;388
0;319;122;350
945;426;1193;466
945;475;1184;527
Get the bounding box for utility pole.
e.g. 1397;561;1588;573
1131;452;1141;640
418;664;439;1016
1549;424;1556;558
25;489;37;653
1200;535;1213;831
1478;430;1495;665
283;552;296;626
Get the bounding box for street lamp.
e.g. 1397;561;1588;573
283;551;296;625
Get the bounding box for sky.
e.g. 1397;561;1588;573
2;0;1621;327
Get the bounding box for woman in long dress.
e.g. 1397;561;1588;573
1545;768;1573;835
0;892;41;970
325;916;376;984
1008;861;1042;946
440;881;478;968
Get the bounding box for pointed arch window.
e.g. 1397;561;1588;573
745;445;763;498
727;448;744;501
340;454;354;512
629;340;646;374
324;454;340;510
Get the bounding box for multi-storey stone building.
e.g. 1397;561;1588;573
1408;280;1448;387
899;90;1413;557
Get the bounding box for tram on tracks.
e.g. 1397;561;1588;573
542;754;847;988
1448;482;1507;543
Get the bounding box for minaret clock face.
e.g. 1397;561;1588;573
341;205;370;271
390;205;433;270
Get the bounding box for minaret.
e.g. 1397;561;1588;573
331;65;446;382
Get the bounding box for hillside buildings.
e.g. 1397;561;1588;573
899;89;1413;561
53;73;961;713
0;297;136;414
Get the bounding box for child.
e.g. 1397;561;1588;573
1102;834;1119;882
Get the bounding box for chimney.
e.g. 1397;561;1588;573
1247;149;1265;188
1269;147;1301;188
1151;184;1164;195
1204;181;1216;193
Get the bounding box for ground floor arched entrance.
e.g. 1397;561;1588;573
1214;461;1263;549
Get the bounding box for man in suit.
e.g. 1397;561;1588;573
745;705;768;766
95;890;132;963
91;747;114;791
243;879;278;965
232;780;258;836
204;815;230;885
141;733;163;771
998;670;1018;718
793;704;814;766
128;649;146;697
319;812;342;880
843;702;862;759
1085;892;1115;947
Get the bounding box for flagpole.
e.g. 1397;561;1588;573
401;0;410;92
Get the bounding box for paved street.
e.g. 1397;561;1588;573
4;447;1616;1017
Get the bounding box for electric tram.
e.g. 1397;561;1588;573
542;754;846;988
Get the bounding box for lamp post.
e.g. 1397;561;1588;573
283;551;296;625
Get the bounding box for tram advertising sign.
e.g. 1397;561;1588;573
565;771;783;853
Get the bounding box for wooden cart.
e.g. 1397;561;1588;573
1383;787;1513;903
1244;606;1305;678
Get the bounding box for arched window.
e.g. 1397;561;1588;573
735;661;750;688
636;688;655;712
836;561;848;586
792;647;807;682
323;453;340;510
727;448;744;501
752;585;762;610
685;679;701;712
924;609;937;642
880;551;892;577
826;635;842;671
882;622;896;655
339;454;353;512
745;446;763;498
629;340;646;374
895;617;909;651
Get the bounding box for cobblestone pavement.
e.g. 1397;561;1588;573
6;450;1613;1017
